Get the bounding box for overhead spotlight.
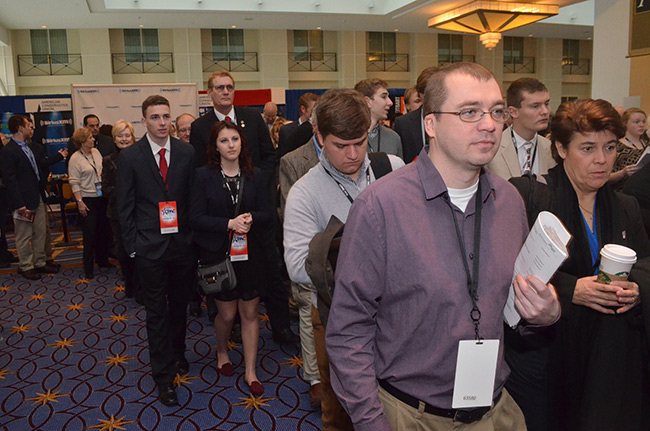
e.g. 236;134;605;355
369;0;375;8
315;0;320;6
258;0;263;4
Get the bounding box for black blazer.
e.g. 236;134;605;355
277;121;299;154
190;166;272;254
0;139;63;211
623;163;650;235
277;121;313;160
189;106;275;170
116;136;195;260
394;106;425;163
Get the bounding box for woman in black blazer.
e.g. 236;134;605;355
190;120;272;396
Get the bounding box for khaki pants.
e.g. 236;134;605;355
291;282;320;383
14;201;47;271
379;386;527;431
312;305;353;431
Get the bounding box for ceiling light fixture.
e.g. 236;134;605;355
428;1;558;50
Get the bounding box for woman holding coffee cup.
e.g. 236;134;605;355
508;99;650;431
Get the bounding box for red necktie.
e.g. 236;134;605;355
224;116;232;123
159;148;168;186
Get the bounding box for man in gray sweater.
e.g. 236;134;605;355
284;88;403;430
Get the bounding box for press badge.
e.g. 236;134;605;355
159;201;178;234
230;233;249;261
95;182;103;197
451;339;499;409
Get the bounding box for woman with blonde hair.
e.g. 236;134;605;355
102;120;138;298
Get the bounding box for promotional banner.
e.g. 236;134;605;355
71;84;198;138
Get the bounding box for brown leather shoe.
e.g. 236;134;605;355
309;383;322;409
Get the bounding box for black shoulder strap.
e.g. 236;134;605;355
368;152;392;179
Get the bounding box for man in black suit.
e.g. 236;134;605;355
0;115;64;279
116;95;196;406
394;66;438;163
190;70;275;169
67;114;116;163
277;92;319;158
190;71;298;346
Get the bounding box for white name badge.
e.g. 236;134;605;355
452;339;499;409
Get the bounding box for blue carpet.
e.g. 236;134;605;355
0;265;322;431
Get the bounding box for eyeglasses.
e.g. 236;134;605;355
429;108;510;123
212;84;234;92
177;128;191;134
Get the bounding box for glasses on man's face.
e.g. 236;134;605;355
177;128;191;134
429;108;510;123
212;84;234;92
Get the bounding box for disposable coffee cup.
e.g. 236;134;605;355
597;244;637;284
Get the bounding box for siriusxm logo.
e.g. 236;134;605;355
78;90;99;94
161;88;181;93
120;88;140;93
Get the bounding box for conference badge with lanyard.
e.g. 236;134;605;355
222;169;249;262
446;179;499;409
81;152;103;196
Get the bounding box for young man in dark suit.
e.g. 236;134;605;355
0;115;65;279
394;66;439;163
190;71;298;346
116;95;196;406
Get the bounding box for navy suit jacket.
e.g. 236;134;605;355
0;139;63;211
189;106;275;170
116;136;195;260
394;106;425;163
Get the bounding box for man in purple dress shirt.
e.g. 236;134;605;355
326;63;561;431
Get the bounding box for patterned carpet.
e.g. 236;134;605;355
0;230;322;431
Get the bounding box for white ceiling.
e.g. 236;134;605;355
0;0;593;40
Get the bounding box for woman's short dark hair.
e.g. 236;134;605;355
550;99;625;164
206;120;254;178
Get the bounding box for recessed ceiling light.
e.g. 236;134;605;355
231;25;237;28
41;25;47;28
317;26;321;30
139;24;144;28
394;29;399;32
528;34;533;37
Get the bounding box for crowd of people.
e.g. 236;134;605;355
1;65;649;431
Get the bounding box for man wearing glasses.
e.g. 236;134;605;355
174;113;195;146
487;78;555;179
190;71;275;170
326;63;561;431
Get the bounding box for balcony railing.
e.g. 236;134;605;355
288;52;337;72
202;52;258;72
367;53;409;72
111;52;174;74
504;56;536;73
438;54;475;66
562;58;590;75
17;54;83;76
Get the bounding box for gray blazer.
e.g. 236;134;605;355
278;138;319;220
487;130;556;180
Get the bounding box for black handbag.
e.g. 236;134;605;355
197;256;237;296
196;174;245;296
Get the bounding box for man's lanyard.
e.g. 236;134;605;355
221;169;241;206
444;178;483;341
81;151;101;181
323;167;370;205
368;124;381;153
511;127;538;173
